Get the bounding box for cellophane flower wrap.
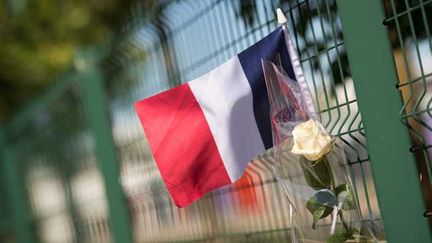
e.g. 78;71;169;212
262;56;376;243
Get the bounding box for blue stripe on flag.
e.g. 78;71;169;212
238;27;295;149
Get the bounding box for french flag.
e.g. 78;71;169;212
135;27;305;207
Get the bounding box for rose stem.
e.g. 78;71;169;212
324;156;335;191
338;210;350;232
325;155;350;232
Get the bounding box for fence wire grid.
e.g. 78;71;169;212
383;0;432;219
4;0;417;242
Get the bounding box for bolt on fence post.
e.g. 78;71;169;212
0;129;36;243
77;51;134;243
337;0;431;242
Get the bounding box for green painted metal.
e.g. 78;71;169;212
384;0;432;219
337;0;431;242
0;129;36;243
3;1;432;241
77;52;134;243
8;73;75;135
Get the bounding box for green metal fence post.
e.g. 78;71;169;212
0;129;36;243
77;52;134;243
337;0;431;242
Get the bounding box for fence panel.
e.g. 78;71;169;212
107;0;385;241
337;0;431;242
3;0;416;242
383;0;432;217
4;76;115;243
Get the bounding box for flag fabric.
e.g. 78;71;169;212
135;27;300;207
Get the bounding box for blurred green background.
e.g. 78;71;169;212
0;0;162;121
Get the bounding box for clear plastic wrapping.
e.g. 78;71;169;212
262;57;376;243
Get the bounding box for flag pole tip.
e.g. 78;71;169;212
276;8;287;25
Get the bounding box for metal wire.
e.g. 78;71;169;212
109;0;384;241
384;0;432;218
2;0;388;242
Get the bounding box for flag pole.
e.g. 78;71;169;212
276;8;288;30
276;12;303;243
276;8;318;120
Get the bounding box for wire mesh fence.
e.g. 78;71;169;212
108;0;384;241
6;0;427;242
383;0;432;219
5;81;112;242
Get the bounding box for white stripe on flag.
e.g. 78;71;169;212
189;57;266;182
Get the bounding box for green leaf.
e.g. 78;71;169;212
306;189;337;229
325;227;357;243
300;156;333;190
335;184;357;210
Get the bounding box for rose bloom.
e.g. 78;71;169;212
291;120;334;161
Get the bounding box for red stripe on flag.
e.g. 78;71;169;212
134;83;231;207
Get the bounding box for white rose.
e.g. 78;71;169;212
291;120;334;161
